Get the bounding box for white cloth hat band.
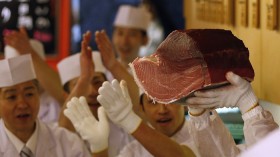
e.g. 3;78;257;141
114;5;151;30
57;51;106;86
0;54;36;88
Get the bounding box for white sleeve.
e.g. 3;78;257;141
117;147;134;157
116;140;152;157
188;110;240;157
242;106;279;148
238;129;280;157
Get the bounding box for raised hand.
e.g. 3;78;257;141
97;79;142;133
95;30;117;70
64;96;109;153
4;27;34;54
80;31;95;82
186;72;258;114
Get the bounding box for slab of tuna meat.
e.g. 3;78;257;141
130;29;254;104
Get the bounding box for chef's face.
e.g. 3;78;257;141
113;26;148;64
68;72;106;118
141;94;185;137
0;80;40;134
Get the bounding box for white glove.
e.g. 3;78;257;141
64;96;109;153
97;79;142;134
186;72;258;114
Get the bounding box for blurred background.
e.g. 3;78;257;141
1;0;280;144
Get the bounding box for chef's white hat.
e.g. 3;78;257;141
0;54;36;88
114;5;151;31
4;39;45;59
57;51;106;86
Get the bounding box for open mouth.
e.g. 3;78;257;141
17;113;30;119
157;118;172;124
